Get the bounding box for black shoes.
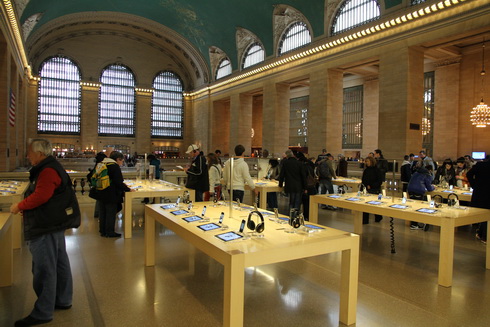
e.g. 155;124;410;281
105;232;121;238
55;304;72;310
15;315;52;327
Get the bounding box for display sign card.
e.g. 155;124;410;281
161;204;177;210
416;208;437;214
171;209;189;215
197;223;221;231
182;216;202;223
215;231;244;242
390;204;408;209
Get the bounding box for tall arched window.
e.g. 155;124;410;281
37;56;81;134
216;58;232;80
331;0;380;36
278;22;311;56
151;71;184;138
242;43;265;69
99;64;136;136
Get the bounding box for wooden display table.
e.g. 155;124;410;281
0;181;29;249
428;187;473;202
144;202;360;326
332;177;362;189
246;179;282;209
123;180;195;238
0;212;13;287
309;193;490;287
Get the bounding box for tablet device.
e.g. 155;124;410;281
161;204;176;210
462;192;472;195
304;224;325;229
182;216;202;223
197;223;221;231
366;201;382;205
417;208;437;214
442;190;453;193
215;231;244;242
346;197;361;201
390;204;408;209
277;217;289;222
328;195;341;198
259;211;273;216
170;209;189;215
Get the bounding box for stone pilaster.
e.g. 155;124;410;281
262;82;290;157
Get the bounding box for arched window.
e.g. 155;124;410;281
242;43;265;69
37;56;81;134
278;22;311;56
151;71;184;138
99;64;136;136
216;58;232;80
331;0;380;36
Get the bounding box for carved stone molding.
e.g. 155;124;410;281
236;27;263;70
325;0;343;37
272;4;312;56
13;0;30;18
209;46;227;80
434;56;462;68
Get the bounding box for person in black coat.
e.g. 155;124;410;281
467;156;490;243
362;156;384;224
433;159;456;187
278;150;306;213
374;149;389;181
296;152;317;220
96;151;131;237
400;155;412;193
184;144;209;202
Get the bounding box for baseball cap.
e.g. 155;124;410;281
186;144;199;154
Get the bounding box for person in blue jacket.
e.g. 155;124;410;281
407;165;435;230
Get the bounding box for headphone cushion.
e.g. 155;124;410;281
256;223;264;233
247;219;256;230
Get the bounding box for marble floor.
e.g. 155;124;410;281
1;193;490;327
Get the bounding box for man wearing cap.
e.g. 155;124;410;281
184;144;209;202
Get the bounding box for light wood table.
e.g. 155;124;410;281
123;180;195;238
428;187;473;202
145;202;360;326
332;177;362;190
247;179;283;209
0;212;13;287
0;181;29;249
309;192;490;287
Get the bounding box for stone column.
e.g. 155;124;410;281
228;93;253;155
211;99;230;155
363;77;379;156
262;82;290;157
135;91;152;154
433;58;461;161
379;46;424;159
80;85;100;151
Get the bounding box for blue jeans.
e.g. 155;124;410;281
318;179;334;195
288;192;302;213
28;231;73;320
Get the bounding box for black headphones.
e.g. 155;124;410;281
447;193;459;207
433;195;443;208
289;209;302;229
247;210;265;233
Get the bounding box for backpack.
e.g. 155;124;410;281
90;162;114;191
318;161;331;179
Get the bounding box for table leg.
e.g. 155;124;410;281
124;196;133;239
259;190;267;209
223;254;245;327
352;211;363;235
339;236;359;326
144;208;156;267
439;220;455;287
0;217;13;287
13;213;22;249
309;197;319;224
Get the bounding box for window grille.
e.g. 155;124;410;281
289;96;309;147
422;71;435;154
342;86;363;149
279;22;311;56
410;0;427;5
99;65;136;136
331;0;380;36
151;71;184;138
242;43;265;69
37;56;81;134
216;58;232;80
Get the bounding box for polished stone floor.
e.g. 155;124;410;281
1;193;490;327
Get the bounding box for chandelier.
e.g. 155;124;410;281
470;40;490;127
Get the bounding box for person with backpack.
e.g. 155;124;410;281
91;151;131;238
296;152;317;220
10;139;80;327
184;144;209;202
87;152;106;218
204;153;222;201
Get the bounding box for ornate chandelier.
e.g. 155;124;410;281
470;41;490;127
